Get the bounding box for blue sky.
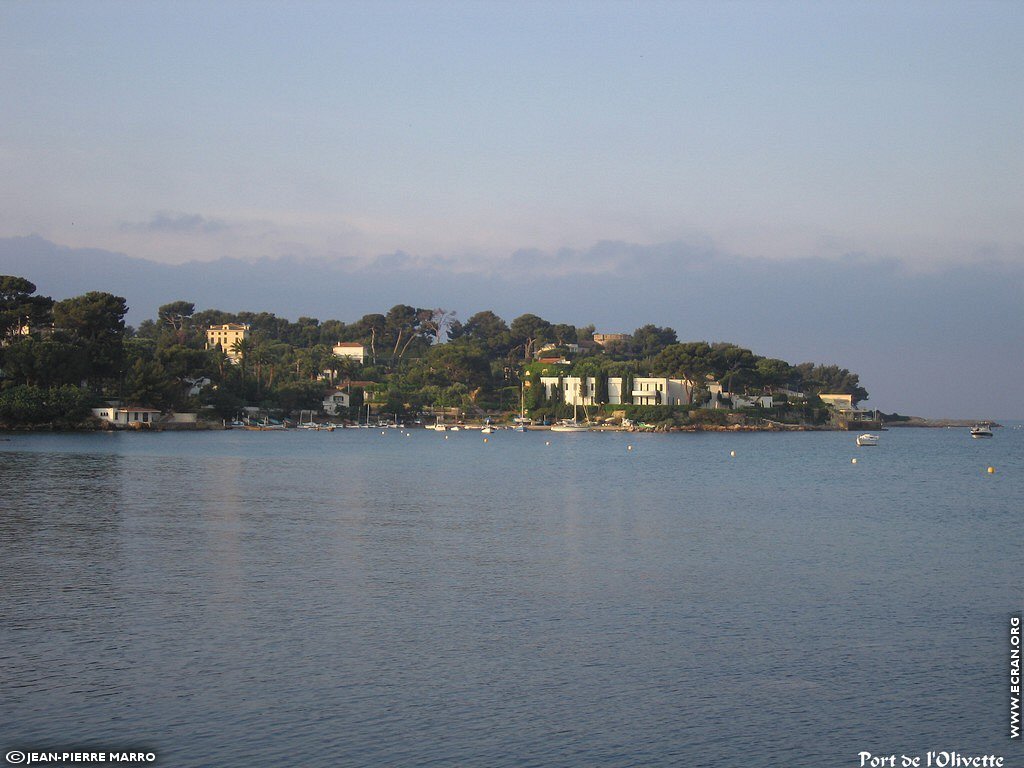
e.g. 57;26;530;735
1;2;1022;417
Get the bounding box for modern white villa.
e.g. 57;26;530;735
537;375;701;407
532;373;786;410
332;342;365;364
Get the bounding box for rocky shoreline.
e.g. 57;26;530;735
886;417;1002;428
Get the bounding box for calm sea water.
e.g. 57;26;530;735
1;426;1021;767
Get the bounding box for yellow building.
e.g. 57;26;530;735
206;323;250;363
818;393;879;429
818;393;854;409
592;333;631;347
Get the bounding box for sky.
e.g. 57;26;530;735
1;1;1022;418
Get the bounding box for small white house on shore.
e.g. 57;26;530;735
92;406;162;426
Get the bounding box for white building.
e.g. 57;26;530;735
332;342;365;364
539;376;598;405
322;389;350;416
184;376;211;397
707;382;773;409
607;377;696;406
92;406;162;427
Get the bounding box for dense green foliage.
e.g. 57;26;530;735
0;272;869;426
0;384;92;426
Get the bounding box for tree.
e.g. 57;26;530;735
230;336;253;383
275;380;326;412
0;337;88;387
352;313;386;364
158;301;195;344
710;343;758;393
384;304;421;364
510;314;553;359
796;363;869;404
125;358;177;408
650;342;716;404
631;324;678;359
0;275;53;340
576;324;596;344
754;358;793;390
551;323;577;346
0;384;91;427
421;340;490;390
461;310;512;355
52;292;128;384
417;308;457;345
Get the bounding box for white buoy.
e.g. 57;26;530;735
483;438;488;443
627;445;633;451
545;440;550;446
852;458;857;464
730;450;736;457
987;466;995;474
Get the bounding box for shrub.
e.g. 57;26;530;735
0;384;92;426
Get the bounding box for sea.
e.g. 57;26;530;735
1;425;1021;768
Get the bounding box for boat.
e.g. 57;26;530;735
856;433;879;446
550;381;590;432
245;416;287;431
970;422;994;438
512;381;528;432
297;410;319;429
550;420;589;432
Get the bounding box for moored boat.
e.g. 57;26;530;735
550;420;589;432
970;422;994;438
856;433;879;446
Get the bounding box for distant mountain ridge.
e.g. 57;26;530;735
3;233;1024;419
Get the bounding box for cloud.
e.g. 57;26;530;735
120;212;229;234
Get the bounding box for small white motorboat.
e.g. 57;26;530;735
856;433;879;446
970;423;994;438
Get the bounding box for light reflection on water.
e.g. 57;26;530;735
1;428;1021;767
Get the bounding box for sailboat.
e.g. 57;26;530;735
431;406;447;431
550;380;589;432
513;380;527;432
345;403;372;428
